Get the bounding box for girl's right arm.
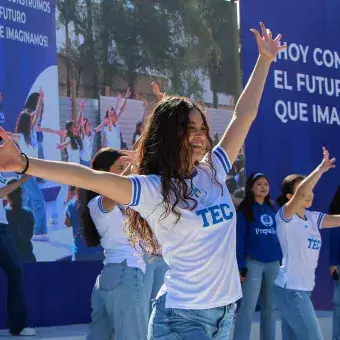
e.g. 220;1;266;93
93;119;108;133
0;128;133;205
284;147;335;219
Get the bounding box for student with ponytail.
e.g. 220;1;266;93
274;147;340;340
77;148;147;340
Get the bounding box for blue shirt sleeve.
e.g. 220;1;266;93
236;211;248;270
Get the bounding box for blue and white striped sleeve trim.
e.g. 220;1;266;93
129;176;142;207
212;146;232;174
279;207;292;223
98;196;110;214
317;212;326;229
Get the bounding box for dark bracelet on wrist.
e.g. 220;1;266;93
15;153;30;175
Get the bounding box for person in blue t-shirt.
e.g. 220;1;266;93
328;186;340;340
234;173;282;340
65;187;103;261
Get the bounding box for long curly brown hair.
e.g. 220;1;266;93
125;96;221;253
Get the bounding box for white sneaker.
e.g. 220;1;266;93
32;234;49;242
10;327;36;336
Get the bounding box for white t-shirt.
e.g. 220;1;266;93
0;173;8;224
128;146;241;309
18;129;38;158
102;124;121;149
88;195;145;272
80;132;95;162
65;137;81;164
275;208;325;291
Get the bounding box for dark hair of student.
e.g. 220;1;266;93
238;173;274;223
277;174;306;207
77;148;125;247
329;186;340;214
65;120;83;152
15;112;32;146
24;92;43;114
132;121;143;145
6;179;23;225
125;96;219;253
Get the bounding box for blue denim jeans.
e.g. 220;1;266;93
273;284;323;340
22;177;47;235
86;260;148;340
233;259;279;340
144;255;169;316
0;226;27;335
38;140;44;160
148;293;236;340
333;268;340;340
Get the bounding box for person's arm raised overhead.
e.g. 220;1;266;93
219;22;287;164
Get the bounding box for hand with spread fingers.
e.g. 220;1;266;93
250;22;287;62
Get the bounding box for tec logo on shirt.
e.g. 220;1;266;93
196;204;234;228
192;187;211;207
307;238;321;250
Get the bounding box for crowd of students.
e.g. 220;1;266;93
1;22;340;340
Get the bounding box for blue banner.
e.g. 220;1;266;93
240;0;340;309
0;0;60;160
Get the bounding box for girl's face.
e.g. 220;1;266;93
252;177;270;199
183;110;208;165
70;123;77;136
84;120;91;134
290;181;314;209
109;156;130;175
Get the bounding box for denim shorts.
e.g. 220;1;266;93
148;293;236;340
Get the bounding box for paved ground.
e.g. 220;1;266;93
0;311;333;339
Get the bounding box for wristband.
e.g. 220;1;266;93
15;153;29;175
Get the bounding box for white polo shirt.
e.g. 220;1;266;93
0;173;8;225
88;195;145;272
128;146;242;309
65;137;81;164
275;207;325;291
102;124;121;150
80;132;95;162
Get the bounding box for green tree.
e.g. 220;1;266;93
203;0;241;106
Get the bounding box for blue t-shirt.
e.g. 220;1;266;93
236;203;282;270
66;200;103;257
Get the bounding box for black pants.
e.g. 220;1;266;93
0;224;27;334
